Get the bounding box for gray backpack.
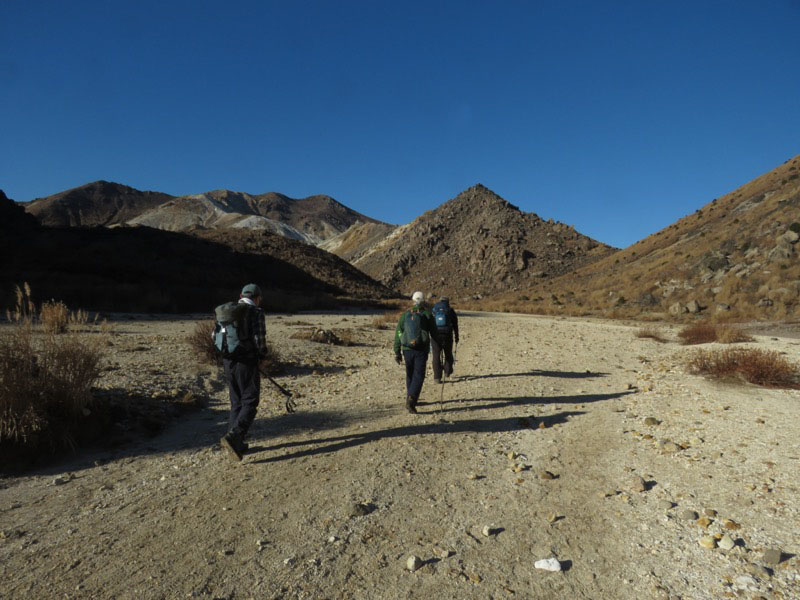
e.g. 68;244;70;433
212;302;250;358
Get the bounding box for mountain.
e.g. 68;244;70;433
353;184;615;298
319;221;398;262
482;155;800;320
0;189;38;232
25;183;386;245
24;181;174;227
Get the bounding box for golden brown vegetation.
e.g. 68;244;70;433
186;319;283;374
686;348;799;388
0;285;108;451
678;322;754;345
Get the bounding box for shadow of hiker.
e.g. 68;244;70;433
249;410;587;465
457;370;609;382
418;390;633;415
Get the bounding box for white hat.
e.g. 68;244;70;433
411;291;424;304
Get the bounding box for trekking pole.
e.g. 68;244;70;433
260;369;297;413
439;371;446;414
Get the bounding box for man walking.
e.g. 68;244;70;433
394;291;438;414
219;283;267;461
431;296;459;383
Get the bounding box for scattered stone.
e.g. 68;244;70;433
534;557;562;572
680;509;699;521
762;548;782;565
734;575;757;589
644;417;660;426
539;471;557;480
327;536;338;544
703;508;717;517
434;547;452;559
546;512;558;523
406;555;422;572
718;534;735;551
538;422;547;430
657;500;674;511
746;564;771;578
630;476;647;493
283;557;295;566
481;525;494;537
696;516;713;528
467;473;480;480
699;535;717;549
658;440;681;454
350;502;375;517
507;451;518;460
53;476;71;486
722;519;741;531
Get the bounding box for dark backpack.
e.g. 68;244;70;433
213;302;251;358
432;301;451;331
400;309;429;349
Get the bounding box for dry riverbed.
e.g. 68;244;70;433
1;311;799;599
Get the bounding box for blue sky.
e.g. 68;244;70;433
2;1;798;248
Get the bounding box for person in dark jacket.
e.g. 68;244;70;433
393;291;438;414
220;283;267;461
430;296;459;383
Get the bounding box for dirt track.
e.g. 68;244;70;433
1;311;799;599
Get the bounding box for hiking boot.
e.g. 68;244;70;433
405;395;417;414
239;441;249;454
220;433;243;462
434;378;442;384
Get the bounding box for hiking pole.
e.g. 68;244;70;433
439;371;446;414
260;369;297;413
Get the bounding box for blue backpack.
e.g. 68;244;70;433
432;301;451;331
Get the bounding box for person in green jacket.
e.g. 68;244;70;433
394;291;439;414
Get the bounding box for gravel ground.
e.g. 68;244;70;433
1;311;798;599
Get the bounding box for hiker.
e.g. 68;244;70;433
215;283;267;461
430;296;459;383
393;291;438;414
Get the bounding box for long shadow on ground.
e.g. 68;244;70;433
250;389;633;464
457;370;608;381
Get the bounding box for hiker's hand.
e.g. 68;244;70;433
395;354;403;365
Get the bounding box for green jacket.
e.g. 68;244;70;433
394;305;437;354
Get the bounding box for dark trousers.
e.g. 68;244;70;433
431;331;454;381
403;348;428;401
223;358;260;441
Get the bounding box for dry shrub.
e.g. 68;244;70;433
686;348;800;388
187;320;220;366
636;326;668;343
186;319;283;374
678;322;718;345
371;311;402;330
679;321;754;345
0;285;108;451
39;300;70;334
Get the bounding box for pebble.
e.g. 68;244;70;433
540;471;556;480
657;500;674;511
630;476;647;493
481;526;493;537
680;509;699;521
746;564;771;578
698;536;717;549
53;476;70;486
718;534;735;550
696;516;712;528
644;417;660;426
703;508;717;517
534;557;561;572
327;536;338;543
722;519;741;530
546;512;558;523
734;575;757;589
407;555;422;572
659;440;681;454
434;547;452;559
762;548;782;565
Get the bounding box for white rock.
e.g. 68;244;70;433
327;535;338;543
406;555;422;572
482;526;492;537
534;557;562;572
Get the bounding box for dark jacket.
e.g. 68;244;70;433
394;305;437;354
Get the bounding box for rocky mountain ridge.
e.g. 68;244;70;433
354;184;615;298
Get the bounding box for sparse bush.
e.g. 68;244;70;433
39;300;69;334
0;285;107;451
371;311;402;330
187;319;283;373
686;348;799;388
679;321;753;345
636;326;668;343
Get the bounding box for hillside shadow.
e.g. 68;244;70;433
457;370;608;382
250;410;586;464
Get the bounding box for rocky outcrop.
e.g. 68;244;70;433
354;184;614;298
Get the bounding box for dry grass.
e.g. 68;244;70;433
371;310;402;330
186;319;283;374
635;326;668;343
39;300;70;334
686;348;800;388
0;285;108;451
678;322;754;345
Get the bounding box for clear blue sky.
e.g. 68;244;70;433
2;1;799;248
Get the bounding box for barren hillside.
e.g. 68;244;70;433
354;184;615;298
479;155;800;320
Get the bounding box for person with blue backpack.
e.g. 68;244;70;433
430;296;459;383
393;291;439;414
213;283;267;461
